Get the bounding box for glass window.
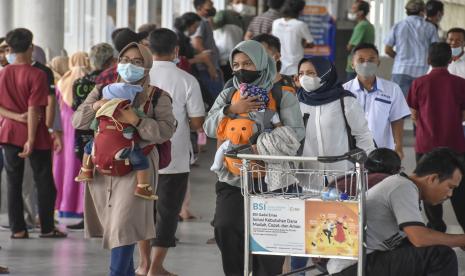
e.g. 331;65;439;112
84;0;96;51
107;0;116;42
129;0;136;30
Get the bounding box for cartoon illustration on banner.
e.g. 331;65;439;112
305;201;359;257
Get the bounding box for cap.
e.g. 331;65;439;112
113;29;148;53
405;0;426;13
90;42;115;70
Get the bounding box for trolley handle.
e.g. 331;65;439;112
225;146;367;164
317;148;367;164
224;144;253;158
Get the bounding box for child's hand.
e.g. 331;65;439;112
229;95;264;114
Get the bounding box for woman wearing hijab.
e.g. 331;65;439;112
203;40;304;276
297;57;374;164
72;42;176;275
48;56;69;82
292;57;375;274
53;52;91;218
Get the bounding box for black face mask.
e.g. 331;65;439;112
276;60;282;73
233;69;261;84
207;7;217;17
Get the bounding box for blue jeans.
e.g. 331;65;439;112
291;256;309;276
110;244;135;276
391;74;415;98
84;139;93;155
128;144;149;171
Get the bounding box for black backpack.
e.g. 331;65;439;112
72;71;101;111
73;71;101;159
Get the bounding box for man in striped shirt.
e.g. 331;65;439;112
384;0;438;97
243;0;284;40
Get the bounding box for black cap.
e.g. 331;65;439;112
113;29;148;53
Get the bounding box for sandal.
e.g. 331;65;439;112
74;167;94;182
135;184;158;200
0;265;9;274
10;230;29;239
39;229;67;238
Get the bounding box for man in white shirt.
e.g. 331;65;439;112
344;43;410;158
272;0;314;76
446;27;465;79
136;28;205;276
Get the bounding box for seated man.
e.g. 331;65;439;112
329;147;464;276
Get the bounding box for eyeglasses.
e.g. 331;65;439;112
119;56;144;67
298;72;318;77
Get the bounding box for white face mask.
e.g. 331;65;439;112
300;75;322;92
232;3;245;13
354;62;378;78
348;12;357;21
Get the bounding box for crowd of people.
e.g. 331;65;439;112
1;0;465;275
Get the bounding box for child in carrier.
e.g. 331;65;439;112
75;82;157;200
210;83;282;172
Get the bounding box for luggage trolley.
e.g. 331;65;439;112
225;147;368;276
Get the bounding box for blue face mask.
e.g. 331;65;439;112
6;53;16;64
117;63;145;83
451;47;463;57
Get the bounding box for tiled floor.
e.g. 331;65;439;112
0;130;464;275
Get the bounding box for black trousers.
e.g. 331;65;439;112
3;144;56;234
334;242;457;276
214;181;285;276
152;173;188;248
416;153;465;232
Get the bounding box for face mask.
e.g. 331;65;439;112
348;12;357;21
437;12;443;23
354;62;378;78
299;75;322;92
233;69;261;84
206;7;216;17
173;57;180;64
117;63;145;83
451;46;463;57
276;60;282;73
6;53;16;64
232;3;245;13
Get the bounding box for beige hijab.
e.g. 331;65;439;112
48;56;69;82
57;52;91;107
116;42;154;107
